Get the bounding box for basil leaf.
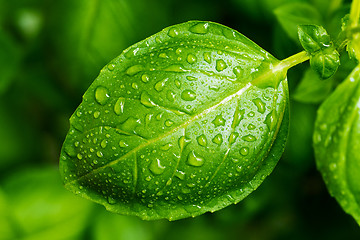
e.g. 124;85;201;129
297;24;331;54
274;2;322;42
60;21;289;220
314;65;360;225
2;167;94;239
310;47;340;79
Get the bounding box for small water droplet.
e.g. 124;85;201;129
196;134;207;147
175;170;186;180
240;147;249;156
126;65;144;76
175;80;181;88
165;119;174;127
107;63;115;71
166;91;176;102
216;59;227;72
141;74;150;83
242;134;256;142
77;153;83;160
97;151;103;158
212;114;225;127
203;52;211;63
265;111;276;130
119;140;128;148
156;112;163;120
101;139;107;148
212;134;223;145
228;132;239;145
120;117;141;133
186;54;197;64
114;98;125;115
168;27;179;37
233;66;243;78
95;86;110;105
93;159;98;164
93;111;100;119
186;76;197;81
187;151;204;167
163;64;189;73
189;22;209;34
145;176;152;181
149;158;166;175
181;90;196;101
154;78;168;92
140;92;157;108
107;196;117;205
159;52;169;59
131;82;139;89
247;124;256;130
252;98;266;114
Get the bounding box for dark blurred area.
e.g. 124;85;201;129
0;0;359;239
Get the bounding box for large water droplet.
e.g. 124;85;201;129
175;170;186;180
265;110;276;130
141;74;150;83
95;86;110;105
216;59;227;72
240;147;249;156
189;22;209;34
166;91;176;102
233;66;243;78
120;117;141;133
168;27;179;37
228;132;239;145
163;65;189;73
222;28;237;39
140;92;157;108
149;158;166;175
233;109;245;126
114;97;125;115
181;90;196;101
119;140;128;148
101;139;107;148
131;82;139;89
124;47;140;58
196;134;207;147
212;114;225;127
242;135;256;142
97;151;103;158
126;65;144;76
204;52;211;63
178;136;191;150
165;119;174;127
93;111;100;119
187;151;205;167
159;52;169;59
107;63;115;71
253;98;266;114
175;80;181;88
212;134;223;145
160;143;173;151
154;78;168;92
187;54;197;64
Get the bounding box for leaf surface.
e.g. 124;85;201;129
60;21;289;220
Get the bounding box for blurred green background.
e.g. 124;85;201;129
1;0;360;239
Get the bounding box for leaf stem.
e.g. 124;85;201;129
277;51;309;71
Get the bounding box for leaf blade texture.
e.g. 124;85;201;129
59;21;289;220
314;64;360;225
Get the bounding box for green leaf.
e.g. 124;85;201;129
60;21;290;220
293;68;336;103
297;24;331;54
310;47;340;79
2;167;94;240
274;2;323;42
314;64;360;225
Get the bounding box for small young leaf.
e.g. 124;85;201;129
274;2;322;42
297;24;331;54
310;47;340;79
314;65;360;225
292;68;335;103
59;21;290;220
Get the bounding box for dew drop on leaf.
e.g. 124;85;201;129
189;22;209;34
141;74;150;83
95;86;110;105
240;147;249;156
212;134;223;145
149;158;166;175
126;65;144;76
216;59;227;72
242;135;256;142
252;98;266;113
187;151;205;167
114;97;125;115
196;134;207;147
186;54;197;64
181;90;197;101
212;114;225;127
168;27;179;38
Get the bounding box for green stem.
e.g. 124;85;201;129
278;51;310;70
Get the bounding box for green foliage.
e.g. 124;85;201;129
60;21;290;220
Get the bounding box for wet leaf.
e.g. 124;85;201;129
314;65;360;225
60;21;289;220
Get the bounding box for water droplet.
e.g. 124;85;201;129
240;147;249;156
228;132;239;145
141;74;150;83
159;52;169;58
64;144;76;157
107;63;115;71
168;27;179;37
233;66;243;78
181;90;196;101
140;92;157;107
242;135;256;142
101;139;107;148
145;176;152;181
222;28;237;39
178;136;191;150
252;98;266;114
120;117;141;133
119;140;128;148
187;151;205;167
95;86;110;105
187;54;197;64
154;78;168;92
233;109;245;126
163;64;189;73
204;52;211;63
216;59;227;72
107;196;117;204
166;91;176;102
197;134;207;147
247;124;256;130
93;159;98;164
77;153;83;160
124;47;140;58
175;170;186;180
114;98;125;115
93;111;100;119
212;134;223;145
97;151;103;158
175;80;181;88
165;119;174;127
160;143;173;151
265;111;276;130
212;114;225;127
126;65;144;76
186;76;197;81
189;22;209;34
131;82;139;89
149;158;166;175
156;112;163;120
